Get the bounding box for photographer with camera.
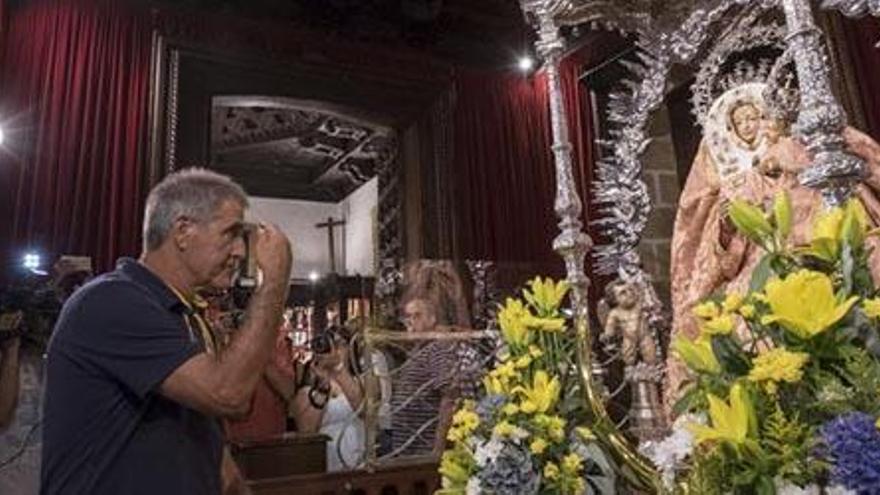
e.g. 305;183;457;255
41;169;292;495
0;261;79;495
291;322;390;472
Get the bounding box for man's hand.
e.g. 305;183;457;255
311;352;344;383
253;223;292;286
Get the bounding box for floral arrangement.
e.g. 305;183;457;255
653;192;880;494
437;278;616;495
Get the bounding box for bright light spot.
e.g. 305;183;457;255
0;126;5;146
518;56;534;72
22;253;41;271
308;271;320;282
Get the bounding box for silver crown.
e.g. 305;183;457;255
691;18;799;128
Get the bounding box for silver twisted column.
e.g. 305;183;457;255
783;0;866;205
527;3;661;491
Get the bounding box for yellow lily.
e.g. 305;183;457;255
522;313;566;333
863;298;880;319
760;269;858;339
498;298;531;348
810;200;870;259
841;200;869;248
523;277;569;316
687;383;753;445
483;375;510;395
672;335;721;373
514;371;560;414
515;355;533;369
811;206;846;260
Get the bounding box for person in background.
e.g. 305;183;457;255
0;257;89;495
389;260;481;458
225;311;296;442
41;168;292;495
390;297;459;457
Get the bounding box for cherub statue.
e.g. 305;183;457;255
599;280;658;367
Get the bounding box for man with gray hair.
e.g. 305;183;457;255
40;168;292;495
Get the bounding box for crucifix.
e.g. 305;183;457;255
315;216;346;273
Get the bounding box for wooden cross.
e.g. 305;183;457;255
315;216;346;273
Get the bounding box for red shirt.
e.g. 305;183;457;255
226;324;294;442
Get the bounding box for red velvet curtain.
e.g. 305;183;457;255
452;42;605;276
452;68;556;266
841;17;880;139
0;0;151;276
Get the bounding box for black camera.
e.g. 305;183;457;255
309;326;339;355
232;222;260;291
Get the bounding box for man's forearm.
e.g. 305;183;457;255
214;281;289;407
264;364;296;402
334;370;364;416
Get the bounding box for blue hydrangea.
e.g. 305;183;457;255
820;412;880;493
475;394;506;424
476;442;540;495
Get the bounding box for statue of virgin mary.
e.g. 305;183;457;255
665;80;880;403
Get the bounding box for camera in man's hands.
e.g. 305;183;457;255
227;222;261;313
232;222;261;291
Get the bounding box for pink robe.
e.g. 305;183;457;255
665;128;880;408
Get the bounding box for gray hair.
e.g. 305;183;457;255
143;168;249;251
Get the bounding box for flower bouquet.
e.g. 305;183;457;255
652;192;880;494
437;278;617;495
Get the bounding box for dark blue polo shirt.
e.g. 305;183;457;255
41;258;224;494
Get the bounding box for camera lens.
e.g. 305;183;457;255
310;332;333;354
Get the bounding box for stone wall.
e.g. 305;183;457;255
639;104;682;307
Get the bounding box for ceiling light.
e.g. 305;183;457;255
518;56;534;72
308;271;320;282
23;252;41;271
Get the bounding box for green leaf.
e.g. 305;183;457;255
673;385;705;416
755;475;776;495
685;449;729;495
761;405;822;485
749;254;774;293
773;191;792;239
712;335;752;376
